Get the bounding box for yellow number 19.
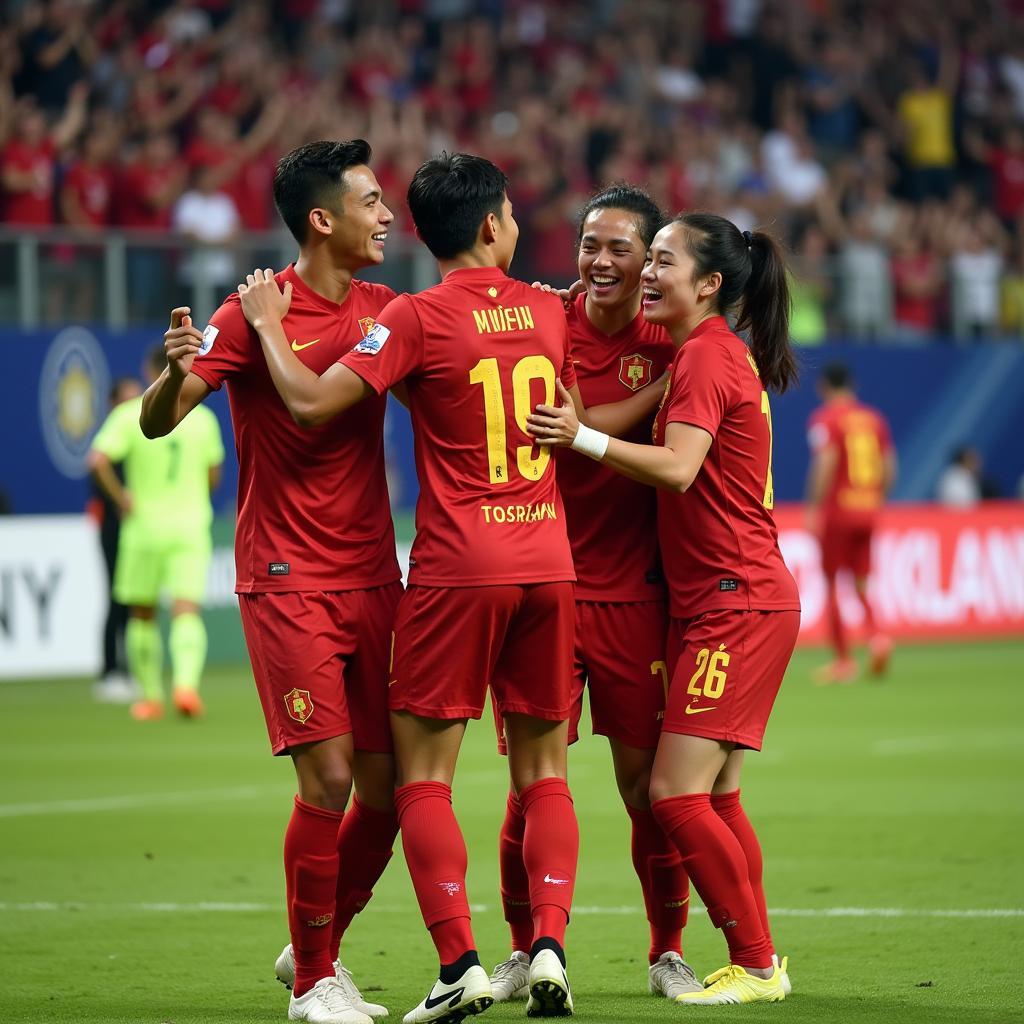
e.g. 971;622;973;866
469;356;556;484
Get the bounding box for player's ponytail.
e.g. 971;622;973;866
674;213;797;393
736;229;796;394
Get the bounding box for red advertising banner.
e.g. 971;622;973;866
775;502;1024;644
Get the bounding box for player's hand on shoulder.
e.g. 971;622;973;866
164;306;203;382
526;379;579;447
238;267;292;329
530;279;583;307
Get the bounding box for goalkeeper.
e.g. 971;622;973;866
88;346;225;719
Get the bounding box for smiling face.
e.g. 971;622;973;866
578;207;648;312
641;222;724;329
325;164;394;268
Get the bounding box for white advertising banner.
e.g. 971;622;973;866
0;515;106;680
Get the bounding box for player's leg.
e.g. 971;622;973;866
115;535;165;718
495;582;577;1018
851;524;892;676
710;751;791;996
492;643;584;1001
388;584;514;1022
239;592;370;1023
816;523;857;683
166;536;211;716
125;605;163;718
650;610;797;1005
581;599;696;993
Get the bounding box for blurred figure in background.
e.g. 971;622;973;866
87;346;224;720
937;446;1001;507
806;363;896;684
89;375;142;705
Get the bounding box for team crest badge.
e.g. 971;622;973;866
619;353;653;391
358;316;376;337
284;688;314;724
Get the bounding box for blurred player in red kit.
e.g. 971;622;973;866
489;185;702;1004
529;213;800;1005
806;363;897;683
228;153;663;1024
140;140;401;1024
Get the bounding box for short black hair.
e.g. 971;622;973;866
407;152;510;260
273;140;373;244
821;362;851;389
577;184;665;249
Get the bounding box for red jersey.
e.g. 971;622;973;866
653;316;799;618
1;139;55;224
190;265;400;593
63;161;114;226
342;266;576;588
807;396;893;522
558;294;674;601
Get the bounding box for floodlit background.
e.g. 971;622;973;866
0;2;1022;1022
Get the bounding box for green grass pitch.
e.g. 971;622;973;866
2;640;1022;1023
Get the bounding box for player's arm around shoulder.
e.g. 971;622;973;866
140;306;212;438
238;268;372;427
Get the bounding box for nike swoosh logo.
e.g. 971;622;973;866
544;874;569;885
291;338;321;352
684;705;717;715
424;986;464;1010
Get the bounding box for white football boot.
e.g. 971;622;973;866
288;976;372;1024
276;944;389;1018
402;964;492;1024
489;951;530;1001
526;948;573;1017
648;951;703;998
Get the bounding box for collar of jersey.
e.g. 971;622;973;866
685;315;728;344
441;266;507;283
281;263;353;314
574;291;652;343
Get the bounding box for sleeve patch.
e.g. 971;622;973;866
199;324;219;355
352;322;391;355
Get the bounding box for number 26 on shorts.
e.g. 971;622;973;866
688;645;730;699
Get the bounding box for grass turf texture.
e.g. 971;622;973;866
2;640;1022;1023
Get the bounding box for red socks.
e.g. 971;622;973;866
651;793;772;969
625;803;689;963
284;796;343;996
499;790;535;953
519;777;578;948
331;798;399;956
711;789;772;952
395;781;475;964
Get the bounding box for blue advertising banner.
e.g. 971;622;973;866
3;328;1023;514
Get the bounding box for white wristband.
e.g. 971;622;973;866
571;423;610;460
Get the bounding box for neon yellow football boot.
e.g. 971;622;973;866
676;963;786;1005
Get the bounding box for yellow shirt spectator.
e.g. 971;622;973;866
899;88;955;168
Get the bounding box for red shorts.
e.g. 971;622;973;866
239;582;403;756
664;609;800;751
389;583;574;721
821;517;875;578
495;599;668;753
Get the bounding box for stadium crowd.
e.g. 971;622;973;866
3;0;1024;339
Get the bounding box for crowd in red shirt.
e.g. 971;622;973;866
3;0;1024;336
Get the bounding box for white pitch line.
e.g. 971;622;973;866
0;901;1020;919
0;785;289;818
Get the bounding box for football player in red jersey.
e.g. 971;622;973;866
140;141;401;1024
806;363;896;683
528;213;800;1005
226;154;666;1024
489;185;701;1003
